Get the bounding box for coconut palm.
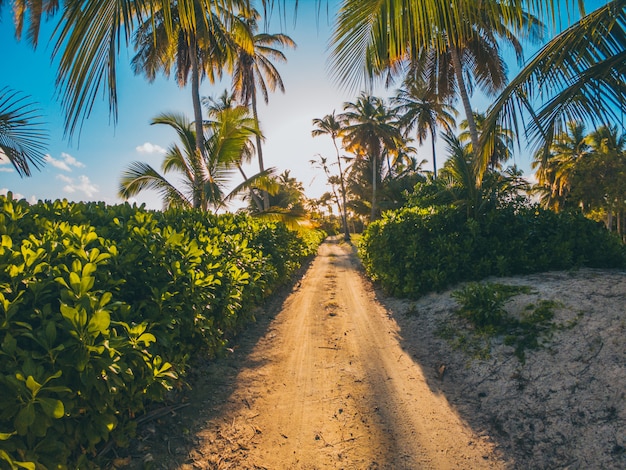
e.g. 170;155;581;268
340;93;403;221
330;0;542;171
231;7;295;210
392;78;457;178
312;112;350;240
131;2;238;188
531;121;590;212
459;112;515;170
119;108;268;211
0;87;48;176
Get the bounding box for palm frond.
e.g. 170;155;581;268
0;87;48;176
119;160;191;209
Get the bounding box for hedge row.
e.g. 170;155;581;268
0;194;324;469
359;204;625;298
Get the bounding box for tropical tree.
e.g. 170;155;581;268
392;77;457;178
312;112;350;240
131;2;237;187
436;131;529;218
340;93;403;221
459;111;515;170
0;87;47;176
571;125;626;234
231;6;295;209
531;121;590;212
119;108;266;211
330;0;541;175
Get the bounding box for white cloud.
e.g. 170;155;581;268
61;152;85;168
61;175;99;198
56;174;73;184
136;142;166;155
44;153;85;172
0;154;15;172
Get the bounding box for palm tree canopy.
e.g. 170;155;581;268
0;87;48;176
119;107;264;211
483;0;626;155
329;0;548;91
231;7;296;105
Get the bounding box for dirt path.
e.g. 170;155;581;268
168;239;503;469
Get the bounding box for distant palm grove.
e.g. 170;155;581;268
1;0;626;467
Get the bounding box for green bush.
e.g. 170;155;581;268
360;204;625;298
0;194;323;469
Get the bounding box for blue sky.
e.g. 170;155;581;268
1;0;372;210
0;1;596;210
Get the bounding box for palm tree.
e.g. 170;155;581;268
531;121;589;212
131;2;236;190
119;108;267;211
392;78;457;178
312;112;350;240
483;1;626;156
231;7;295;210
579;125;626;233
340;93;403;221
0;87;48;176
330;0;541;172
459;112;515;170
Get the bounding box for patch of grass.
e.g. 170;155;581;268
442;282;562;363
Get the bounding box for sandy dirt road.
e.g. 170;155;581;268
168;238;503;470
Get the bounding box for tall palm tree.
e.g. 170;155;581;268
312;112;350;240
340;93;402;221
331;0;541;173
119;108;267;211
392;78;457;178
231;7;295;210
0;87;48;176
531;121;589;212
203;89;265;212
131;2;237;191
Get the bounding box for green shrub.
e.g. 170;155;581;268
360;204;625;298
0;194;323;469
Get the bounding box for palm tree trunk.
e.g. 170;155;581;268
250;91;270;211
333;138;350;241
450;46;481;182
371;153;377;221
431;130;438;179
189;37;208;210
237;164;264;212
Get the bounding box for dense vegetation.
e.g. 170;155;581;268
0;193;323;469
359;201;625;299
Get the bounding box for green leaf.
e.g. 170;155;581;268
2;333;17;355
44;321;56;344
0;431;15;440
1;235;12;249
137;333;156;346
88;309;110;337
98;292;112;308
25;376;40;395
80;275;95;295
68;272;81;293
60;304;85;328
37;397;64;419
15;404;35;435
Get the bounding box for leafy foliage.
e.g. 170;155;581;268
359;203;625;299
449;282;563;363
0;193;323;468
